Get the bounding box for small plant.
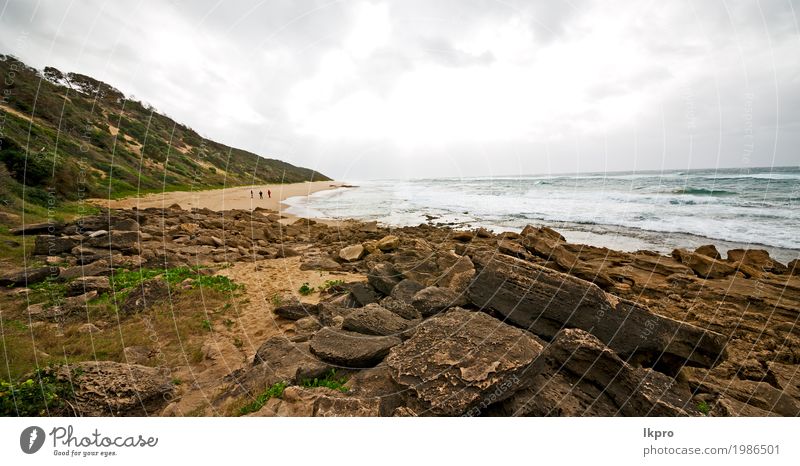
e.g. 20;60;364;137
301;369;349;392
223;318;234;329
233;337;243;348
298;283;314;296
238;381;287;416
200;319;212;331
270;294;283;306
171;378;182;386
318;279;346;293
193;275;242;292
697;400;711;415
0;370;72;416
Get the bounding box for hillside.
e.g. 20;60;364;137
0;54;329;213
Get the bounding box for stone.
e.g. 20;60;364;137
695;244;722;259
59;259;113;281
467;252;727;370
475;227;492;238
66;276;111;296
380;296;422;320
33;235;81;255
120;279;171;315
347;282;381;306
367;262;402;295
273;296;318;321
53;361;174;416
342;303;413;336
299;256;342;271
376;235;400;252
339;244;366;262
386;308;543;416
727;249;788;274
436;252;476;292
497;239;531;259
491;328;698;416
672;248;737;279
78;323;101;334
309;328;401;367
523;234;615;288
123;346;152;365
10;222;63;236
451;230;474;242
232;337;330;391
0;266;55;287
788;259;799;276
390;279;425;303
86;231;141;254
294;316;322;336
411;286;466;317
359;221;379;233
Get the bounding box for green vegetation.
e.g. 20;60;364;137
0;369;72;416
298;282;314;296
0;54;329;223
200;319;212;331
300;369;349;392
318;279;346;293
238;382;288;416
697;401;711;415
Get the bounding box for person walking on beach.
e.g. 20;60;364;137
259;191;263;199
267;189;271;199
250;190;253;199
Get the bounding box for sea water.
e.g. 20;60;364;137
285;166;800;263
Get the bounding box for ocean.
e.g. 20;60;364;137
284;166;800;264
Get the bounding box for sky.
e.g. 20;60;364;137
1;0;798;180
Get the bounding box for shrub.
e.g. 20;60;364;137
0;370;72;416
238;382;287;416
300;369;349;392
298;283;314;296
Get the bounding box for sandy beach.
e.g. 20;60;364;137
89;181;343;214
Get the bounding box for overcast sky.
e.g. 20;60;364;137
1;0;798;180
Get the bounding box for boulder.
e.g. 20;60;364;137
523;235;614;288
299;256;342;271
490;329;698;416
695;244;722;259
367;262;402;295
316;302;356;327
436;252;476;292
390;279;425;303
59;259;113;281
86;231;141;254
727;249;788;274
497;239;531;259
672;248;737;279
467;252;727;370
347;282;381;306
521;224;566;242
342;303;413;336
379;297;422;320
273;297;318;321
411;286;466;317
451;230;474;242
120;279;171;315
0;266;55;287
376;235;400;252
54;361;174;416
788;259;799;276
10;222;63;236
66;276;111;296
386;308;543;416
309;328;401;367
33;235;81;255
339;244;366;262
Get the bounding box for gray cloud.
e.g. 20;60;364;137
1;0;798;180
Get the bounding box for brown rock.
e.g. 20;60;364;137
339;244;366;262
672;248;737;279
309;328;401;367
342;303;413;336
695;244;721;259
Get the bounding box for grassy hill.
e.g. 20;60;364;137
0;54;329;217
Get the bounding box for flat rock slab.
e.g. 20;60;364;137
309;328;401;367
386;308;543;416
342;303;413;336
467;252;727;370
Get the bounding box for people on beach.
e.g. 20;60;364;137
259;191;263;199
250;190;253;198
267;189;271;199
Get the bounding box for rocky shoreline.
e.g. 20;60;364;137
2;205;799;416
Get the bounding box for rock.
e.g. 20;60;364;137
59;259;113;281
234;336;330;390
367;262;402;295
491;328;698;416
451;230;474;242
45;256;62;265
672;248;737;279
359;221;378;233
386;308;543;416
727;249;788;274
294;316;322;336
275;245;300;258
347;282;381;306
521;224;566;242
343;365;405;415
411;286;466;317
78;323;101;334
299;256;342;271
309;328;401;367
436;253;476;292
33;235;81;255
70;246;113;264
523;234;615;288
66;276;111;296
339;244;366;262
86;231;141;254
342;303;413;336
497;239;531;259
45;291;98;319
123;346;152;365
390;279;425;303
120;279;170;315
316;302;355;327
10;222;63;235
379;296;422;320
376;235;400;251
475;227;492;238
0;266;55;287
788;259;799;276
695;244;722;259
314;395;383;417
467;252;727;370
54;361;174;416
273;296;318;321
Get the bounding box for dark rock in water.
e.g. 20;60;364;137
367;262;403;295
727;249;788;274
53;361;174;416
0;266;55;287
342;303;413;337
411;286;466;317
120;279;171;315
468;252;727;370
490;328;698;416
390;278;425;303
309;328;401;367
380;296;422;320
66;276;111;296
347;282;381;306
299;256;342;271
386;308;543;416
695;244;721;259
273;296;318;320
33;235;81;255
672;248;736;279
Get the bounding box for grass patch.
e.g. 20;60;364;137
298;282;314;296
697;400;711;415
238;381;287;416
300;369;349;392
